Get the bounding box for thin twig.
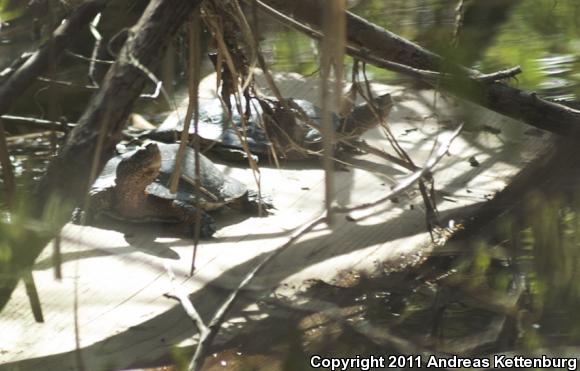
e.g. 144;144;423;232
164;263;208;334
65;50;114;65
53;233;62;280
319;0;345;224
1;114;76;131
167;10;205;276
352;140;418;171
73;259;86;371
22;271;44;323
0;52;34;80
189;11;204;276
334;124;463;214
203;3;264;211
476;66;522;82
88;13;103;86
452;0;468;47
37;76;100;90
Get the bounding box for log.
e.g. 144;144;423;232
257;0;580;136
0;0;204;312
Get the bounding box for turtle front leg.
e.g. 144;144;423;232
72;188;114;225
170;200;217;238
229;190;275;216
122;195;217;238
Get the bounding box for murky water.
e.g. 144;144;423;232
2;0;580;369
261;0;580;101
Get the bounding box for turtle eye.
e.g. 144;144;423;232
143;168;157;178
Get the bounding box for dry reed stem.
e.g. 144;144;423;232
319;0;346;224
202;2;264;212
0;119;15;210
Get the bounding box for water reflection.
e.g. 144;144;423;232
259;0;580;102
537;54;579;100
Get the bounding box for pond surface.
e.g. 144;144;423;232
1;0;580;369
266;0;579;99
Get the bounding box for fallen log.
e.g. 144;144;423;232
257;0;580;136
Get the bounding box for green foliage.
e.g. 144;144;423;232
267;31;317;75
0;222;14;263
480;0;580;95
0;0;25;22
170;345;191;371
280;325;309;371
471;241;492;287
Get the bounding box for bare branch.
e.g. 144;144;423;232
334;124;463;214
164;263;209;335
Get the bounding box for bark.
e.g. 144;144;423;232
0;0;204;312
258;0;580;136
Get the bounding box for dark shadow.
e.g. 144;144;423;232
81;207;260;240
124;234;181;260
33;246;137;271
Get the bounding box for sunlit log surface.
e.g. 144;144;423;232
0;74;552;370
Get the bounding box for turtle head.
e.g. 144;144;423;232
116;143;162;191
342;93;393;136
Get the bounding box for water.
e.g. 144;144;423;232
2;0;580;369
261;0;580;101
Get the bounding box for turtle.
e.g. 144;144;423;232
144;93;393;160
79;142;271;238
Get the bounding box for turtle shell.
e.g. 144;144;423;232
150;97;341;156
94;142;249;211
